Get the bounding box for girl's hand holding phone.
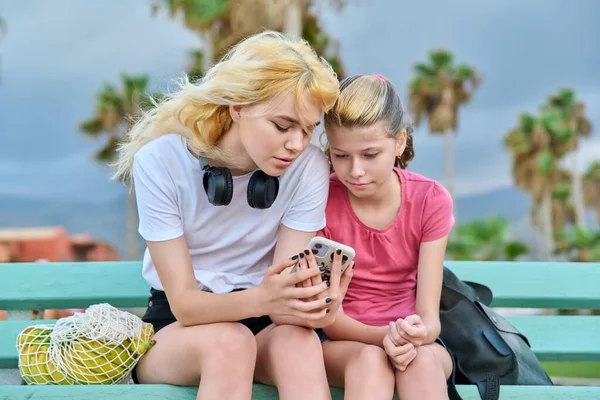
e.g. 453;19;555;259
294;247;354;317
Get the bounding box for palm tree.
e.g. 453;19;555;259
505;113;554;257
154;0;347;79
446;217;528;261
186;48;205;82
284;0;303;38
0;16;7;85
555;227;600;262
543;88;593;229
583;161;600;226
301;1;346;79
408;50;480;222
505;104;578;259
80;73;151;261
551;172;576;235
153;0;229;73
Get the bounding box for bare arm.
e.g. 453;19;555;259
148;236;263;326
148;235;327;327
414;235;448;344
322;305;388;347
269;225;350;329
268;225;331;328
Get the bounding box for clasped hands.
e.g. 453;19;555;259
382;314;428;372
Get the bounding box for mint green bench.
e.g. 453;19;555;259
1;260;600;399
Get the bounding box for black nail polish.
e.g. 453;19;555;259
326;297;332;303
299;252;304;259
304;249;310;256
326;281;330;287
319;266;326;271
336;249;342;255
291;255;298;260
326;308;330;313
312;248;319;254
342;255;348;263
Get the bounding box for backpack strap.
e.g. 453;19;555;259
446;350;463;400
476;374;500;400
446;356;500;400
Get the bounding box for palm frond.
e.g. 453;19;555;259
94;135;120;163
583;161;600;180
429;49;453;71
158;0;230;32
456;65;474;81
519;113;536;134
79;118;104;136
548;88;575;109
537;150;554;176
414;63;435;77
447;217;528;261
505;241;529;261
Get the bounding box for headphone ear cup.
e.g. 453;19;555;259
202;166;233;206
247;170;279;209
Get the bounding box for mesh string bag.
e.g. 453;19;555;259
16;303;155;385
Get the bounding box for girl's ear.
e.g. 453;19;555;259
396;129;407;157
229;105;243;123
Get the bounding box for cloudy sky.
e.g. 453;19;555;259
1;0;599;205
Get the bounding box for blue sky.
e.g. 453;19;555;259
1;0;599;204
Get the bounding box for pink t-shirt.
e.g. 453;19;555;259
319;168;454;326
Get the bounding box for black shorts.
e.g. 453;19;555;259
140;288;273;335
131;288;327;383
131;288;274;384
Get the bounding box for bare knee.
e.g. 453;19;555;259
269;325;322;358
349;345;392;371
348;345;394;381
135;322;257;386
398;345;438;377
203;323;257;364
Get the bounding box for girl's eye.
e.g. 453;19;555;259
333;154;348;159
364;153;379;158
274;123;290;132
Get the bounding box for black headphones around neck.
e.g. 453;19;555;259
200;157;280;209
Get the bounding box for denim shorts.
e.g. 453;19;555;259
131;288;328;383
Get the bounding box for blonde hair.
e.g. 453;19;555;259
323;75;415;169
113;30;340;184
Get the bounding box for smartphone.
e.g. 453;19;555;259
291;236;355;281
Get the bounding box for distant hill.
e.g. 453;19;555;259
457;186;530;223
0;185;543;260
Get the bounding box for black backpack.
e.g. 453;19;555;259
439;266;553;400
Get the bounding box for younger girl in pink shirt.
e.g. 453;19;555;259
318;74;455;399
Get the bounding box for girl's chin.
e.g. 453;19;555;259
346;185;374;197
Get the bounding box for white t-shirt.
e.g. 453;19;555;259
132;133;330;293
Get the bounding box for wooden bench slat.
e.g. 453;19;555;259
0;262;150;310
446;261;600;309
508;316;600;362
2;261;600;311
2;316;599;369
1;383;599;400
